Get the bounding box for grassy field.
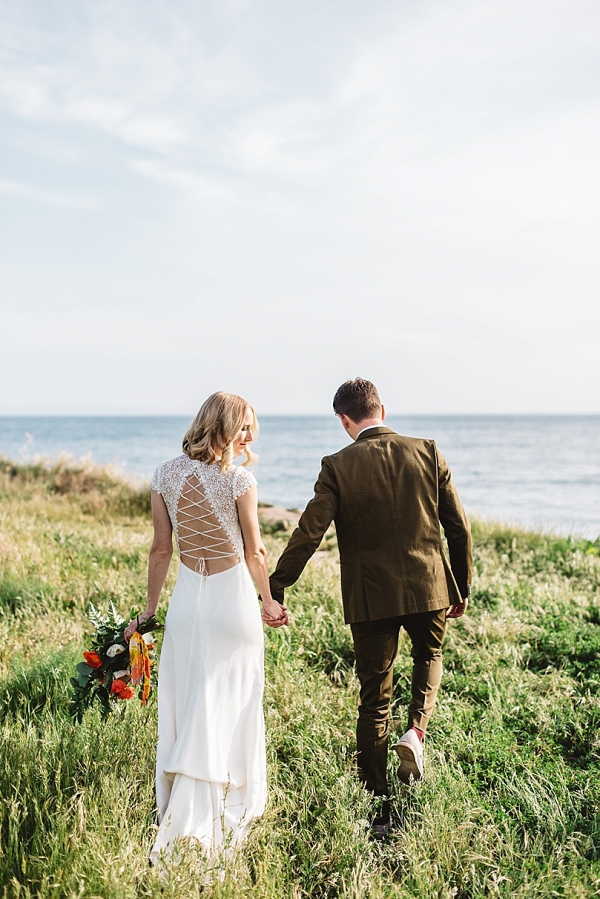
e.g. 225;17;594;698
1;455;599;898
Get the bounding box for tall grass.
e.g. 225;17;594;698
0;457;599;897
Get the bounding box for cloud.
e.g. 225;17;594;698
0;1;281;152
130;158;234;200
0;0;599;412
2;0;597;196
0;177;103;209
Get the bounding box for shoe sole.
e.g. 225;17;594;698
392;741;423;784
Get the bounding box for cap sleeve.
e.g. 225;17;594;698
151;463;163;493
232;466;257;501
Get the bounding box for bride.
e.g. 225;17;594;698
124;392;288;864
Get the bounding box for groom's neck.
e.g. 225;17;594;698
347;417;384;441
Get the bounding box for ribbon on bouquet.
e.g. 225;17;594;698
129;632;154;705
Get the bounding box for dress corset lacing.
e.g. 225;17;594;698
151;455;257;575
176;474;239;576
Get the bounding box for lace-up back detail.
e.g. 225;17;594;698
151;455;257;575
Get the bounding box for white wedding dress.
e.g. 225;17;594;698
149;455;267;864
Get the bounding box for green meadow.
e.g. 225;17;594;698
1;456;599;898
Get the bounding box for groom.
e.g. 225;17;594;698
269;379;472;834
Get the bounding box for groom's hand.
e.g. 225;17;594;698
263;609;289;628
446;597;468;619
260;595;289;628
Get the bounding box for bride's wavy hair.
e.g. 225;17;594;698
182;392;258;470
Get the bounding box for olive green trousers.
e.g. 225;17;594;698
351;609;447;796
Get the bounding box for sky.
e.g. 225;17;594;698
1;0;599;415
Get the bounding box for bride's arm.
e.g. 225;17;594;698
237;484;288;627
124;492;173;641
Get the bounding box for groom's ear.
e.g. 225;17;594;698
338;413;358;436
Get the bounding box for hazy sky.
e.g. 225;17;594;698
1;0;599;414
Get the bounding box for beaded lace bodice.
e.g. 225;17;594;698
151;455;256;573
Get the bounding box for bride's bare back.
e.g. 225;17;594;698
151;454;257;576
177;473;239;575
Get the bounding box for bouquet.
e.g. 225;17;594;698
71;602;161;720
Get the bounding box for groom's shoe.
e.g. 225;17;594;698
370;799;392;840
392;729;424;784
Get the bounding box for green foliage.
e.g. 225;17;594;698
0;454;151;516
0;653;73;718
0;573;57;616
527;613;600;686
1;463;600;896
260;518;291;535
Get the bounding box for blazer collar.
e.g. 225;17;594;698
355;425;395;442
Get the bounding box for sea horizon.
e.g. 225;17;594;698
1;413;599;539
2;411;599;418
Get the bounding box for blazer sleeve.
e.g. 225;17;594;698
436;446;473;599
269;457;339;603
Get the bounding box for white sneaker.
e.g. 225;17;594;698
392;729;424;784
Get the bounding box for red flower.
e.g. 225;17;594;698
83;651;102;669
110;679;135;700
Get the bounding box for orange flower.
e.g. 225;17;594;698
110;679;135;700
83;651;102;669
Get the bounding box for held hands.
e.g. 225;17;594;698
261;596;289;628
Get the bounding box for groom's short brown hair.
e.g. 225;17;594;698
333;378;382;423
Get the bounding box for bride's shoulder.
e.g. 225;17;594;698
231;465;257;500
151;454;190;491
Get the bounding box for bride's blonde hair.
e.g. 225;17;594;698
182;392;258;470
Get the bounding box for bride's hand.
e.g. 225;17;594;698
261;597;289;628
124;611;149;643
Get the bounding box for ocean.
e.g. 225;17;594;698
1;415;599;539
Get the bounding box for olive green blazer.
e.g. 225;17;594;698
269;426;472;624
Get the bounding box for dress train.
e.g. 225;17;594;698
150;562;266;864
